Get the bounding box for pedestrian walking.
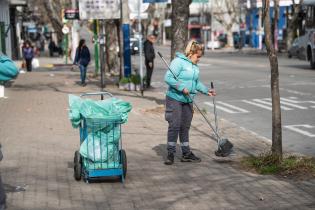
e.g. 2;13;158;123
143;34;156;89
22;41;34;72
73;39;91;86
164;40;216;165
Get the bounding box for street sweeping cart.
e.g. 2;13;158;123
68;92;132;183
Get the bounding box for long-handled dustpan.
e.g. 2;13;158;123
158;52;233;157
210;82;234;157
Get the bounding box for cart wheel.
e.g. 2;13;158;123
74;151;81;181
120;150;127;179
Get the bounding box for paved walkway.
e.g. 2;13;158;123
0;58;314;210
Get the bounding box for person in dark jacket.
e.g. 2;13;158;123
22;41;34;72
73;39;91;86
143;34;156;89
163;40;216;165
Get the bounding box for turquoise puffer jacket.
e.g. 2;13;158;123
164;52;209;103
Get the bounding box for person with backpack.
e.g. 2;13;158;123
163;40;216;165
73;39;91;86
22;41;34;72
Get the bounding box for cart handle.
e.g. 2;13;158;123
80;92;113;98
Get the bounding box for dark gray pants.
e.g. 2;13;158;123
165;96;193;155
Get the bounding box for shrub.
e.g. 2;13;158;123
119;77;130;84
130;74;141;84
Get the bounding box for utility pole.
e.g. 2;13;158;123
122;0;131;78
99;21;106;91
138;0;144;96
93;20;99;75
210;0;214;51
71;0;80;63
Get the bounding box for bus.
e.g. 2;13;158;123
298;0;315;69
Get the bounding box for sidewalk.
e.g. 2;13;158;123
0;58;314;210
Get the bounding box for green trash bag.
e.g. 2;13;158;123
68;94;132;128
79;125;121;162
0;54;19;82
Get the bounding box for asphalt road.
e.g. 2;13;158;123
133;45;315;157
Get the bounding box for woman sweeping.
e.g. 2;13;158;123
164;40;216;165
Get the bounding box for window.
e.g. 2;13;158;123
305;6;315;28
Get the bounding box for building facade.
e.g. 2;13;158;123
0;0;12;58
245;0;301;49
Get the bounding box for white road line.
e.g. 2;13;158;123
216;101;250;113
279;88;312;96
280;101;308;109
284;125;315;138
280;98;299;103
253;99;292;110
204;102;238;114
242;99;272;110
282;98;315;105
239;126;271;143
264;98;308;109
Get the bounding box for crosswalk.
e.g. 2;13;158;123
204;97;315;114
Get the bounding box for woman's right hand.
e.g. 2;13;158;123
183;88;189;95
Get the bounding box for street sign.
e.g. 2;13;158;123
64;9;79;20
128;0;149;13
62;25;70;34
78;0;121;20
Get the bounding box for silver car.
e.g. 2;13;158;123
288;37;301;59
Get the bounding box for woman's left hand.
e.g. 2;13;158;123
208;89;216;96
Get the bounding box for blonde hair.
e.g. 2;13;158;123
184;40;203;57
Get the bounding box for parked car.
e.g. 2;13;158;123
217;34;227;47
207;40;221;49
130;38;140;55
117;37;143;56
288;37;301;58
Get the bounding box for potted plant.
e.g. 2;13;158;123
130;74;141;91
119;77;130;90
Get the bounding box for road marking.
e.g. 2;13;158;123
252;99;292;110
239;126;271;143
284;125;315;137
264;98;308;109
204;102;238;113
280;88;312;96
198;63;211;66
281;97;315;107
242;99;272;110
216;101;250;113
280;98;300;104
205;96;314;114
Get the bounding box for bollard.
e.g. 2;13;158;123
0;85;4;98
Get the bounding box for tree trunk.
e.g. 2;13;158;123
263;0;282;161
44;0;64;42
105;20;119;75
171;0;192;59
226;28;234;47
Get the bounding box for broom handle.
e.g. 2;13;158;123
211;82;218;134
158;52;221;141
